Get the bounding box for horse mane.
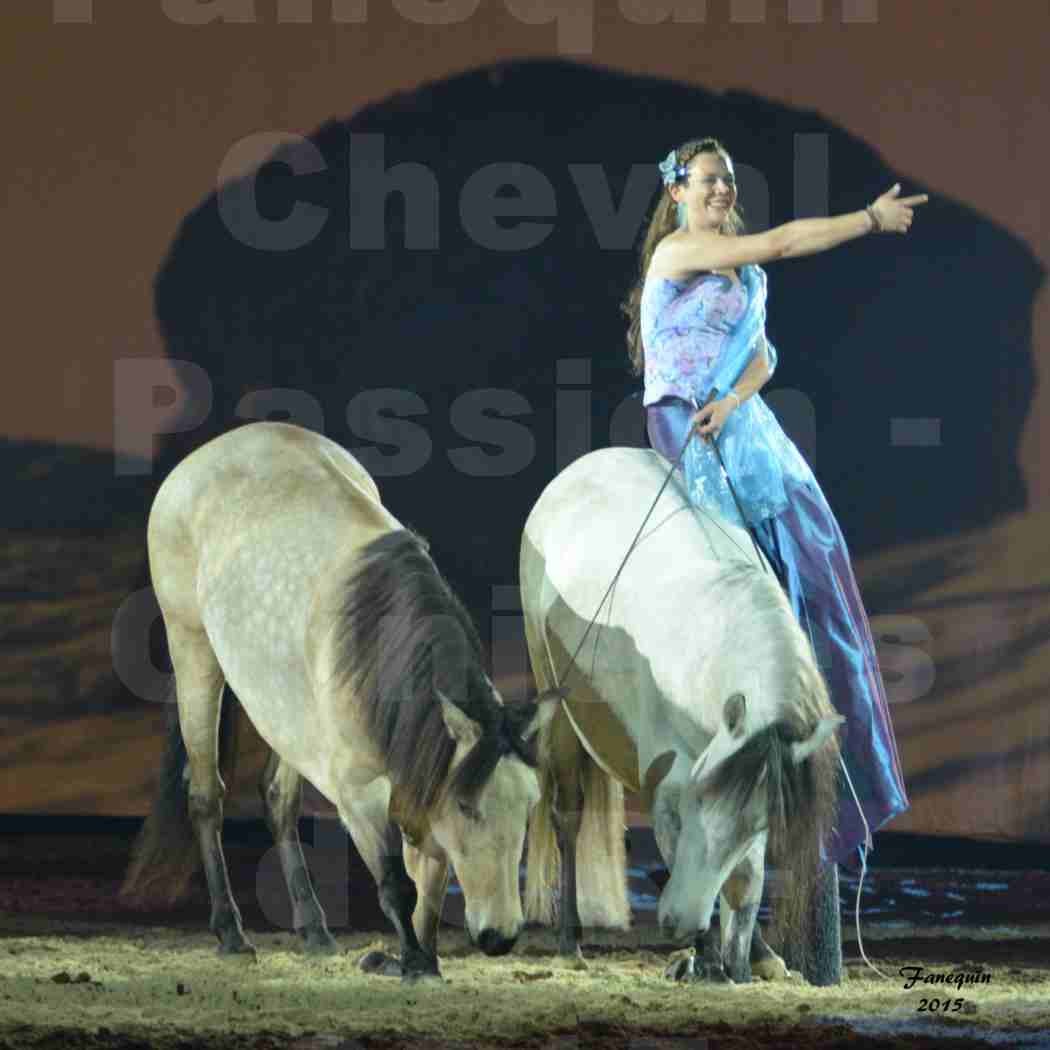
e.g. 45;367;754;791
335;529;538;830
705;714;839;868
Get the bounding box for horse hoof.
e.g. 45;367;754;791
664;956;734;984
359;950;403;977
401;968;443;985
400;949;441;983
554;944;588;965
703;964;734;984
301;928;340;956
695;964;734;984
217;939;257;960
752;956;791;982
557;946;587;970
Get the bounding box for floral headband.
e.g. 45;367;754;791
657;149;689;187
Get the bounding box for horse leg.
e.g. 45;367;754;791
374;833;441;982
718;850;767;984
716;846;791;981
341;784;440;982
668;846;768;985
748;924;791;982
781;860;842;985
674;850;762;984
665;925;731;982
259;753;338;955
554;803;583;959
550;708;584;960
405;843;450;958
169;623;253;956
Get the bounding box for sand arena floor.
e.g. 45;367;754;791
1;825;1049;1049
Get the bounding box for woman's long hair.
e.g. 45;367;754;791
622;137;746;376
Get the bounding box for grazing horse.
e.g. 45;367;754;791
121;421;557;980
521;447;841;984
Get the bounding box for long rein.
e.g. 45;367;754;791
548;391;769;694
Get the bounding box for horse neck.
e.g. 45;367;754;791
670;643;787;747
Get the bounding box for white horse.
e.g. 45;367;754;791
521;447;841;983
122;421;557;980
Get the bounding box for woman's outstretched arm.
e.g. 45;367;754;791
654;184;929;278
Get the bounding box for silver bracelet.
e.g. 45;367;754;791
726;390;741;409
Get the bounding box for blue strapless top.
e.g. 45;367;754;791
639;269;813;527
641;274;749;407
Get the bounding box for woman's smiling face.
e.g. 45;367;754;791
671;150;738;231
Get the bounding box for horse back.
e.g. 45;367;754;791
521;447;773;784
147;422;398;629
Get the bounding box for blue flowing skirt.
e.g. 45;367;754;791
647;397;909;865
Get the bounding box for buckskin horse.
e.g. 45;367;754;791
122;421;557;981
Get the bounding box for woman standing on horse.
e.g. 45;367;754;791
623;137;927;866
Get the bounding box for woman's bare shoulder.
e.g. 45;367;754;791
650;230;721;281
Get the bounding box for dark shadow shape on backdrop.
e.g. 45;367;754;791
149;60;1043;617
3;62;1042;822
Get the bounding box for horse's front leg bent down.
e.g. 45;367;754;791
343;780;441;982
720;846;790;983
658;853;831;985
749;916;793;982
661;852;791;984
662;850;768;984
404;844;451;960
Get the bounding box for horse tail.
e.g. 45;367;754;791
576;753;630;930
524;708;559;926
521;579;631;930
523;709;631;930
120;680;239;906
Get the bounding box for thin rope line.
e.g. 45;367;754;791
690;394;773;576
553;430;695;691
556;393;769;691
839;754;890;980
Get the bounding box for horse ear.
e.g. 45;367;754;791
438;694;482;746
790;715;845;765
641;750;676;810
688;696;746;787
724;692;747;737
520;687;564;742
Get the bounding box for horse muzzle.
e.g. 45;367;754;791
659;910;707;945
475;926;519;957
